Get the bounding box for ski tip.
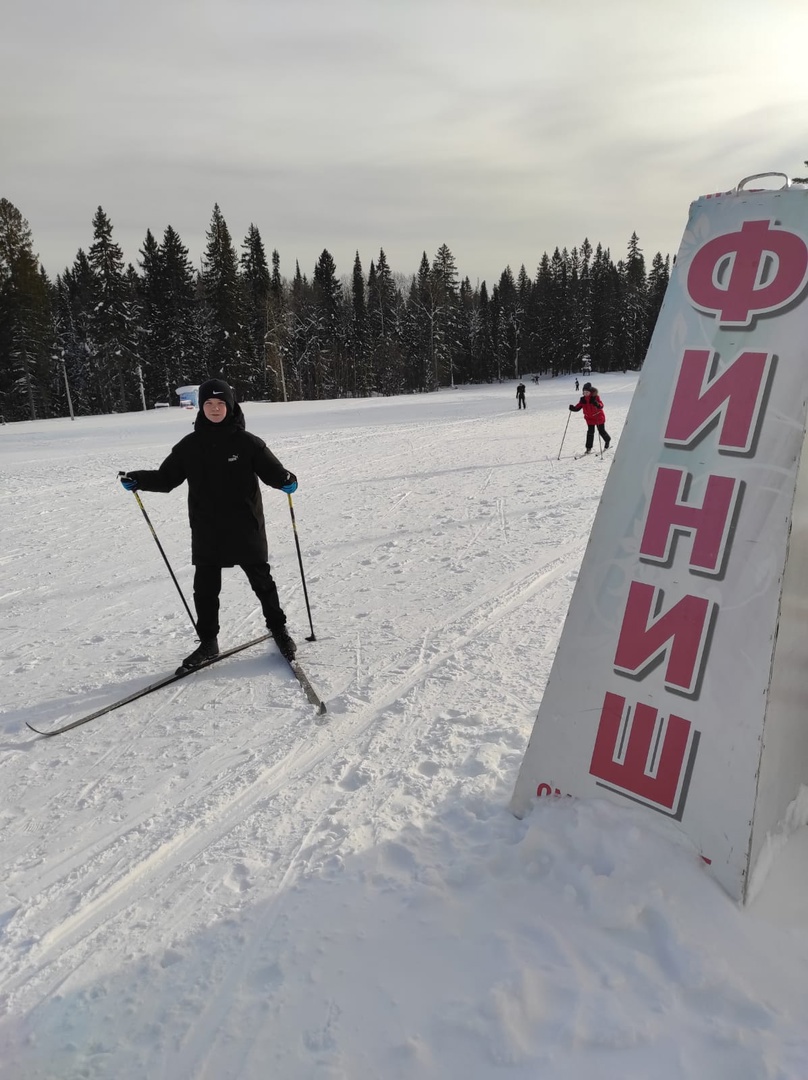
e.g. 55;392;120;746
317;702;327;715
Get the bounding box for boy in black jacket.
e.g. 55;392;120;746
119;378;298;671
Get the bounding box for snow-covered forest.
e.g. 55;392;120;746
0;198;670;423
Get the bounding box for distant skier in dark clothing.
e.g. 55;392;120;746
575;378;579;391
119;378;299;671
516;382;526;409
569;382;611;454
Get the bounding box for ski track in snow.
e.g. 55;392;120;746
2;528;587;1014
0;393;598;1062
2;378;807;1079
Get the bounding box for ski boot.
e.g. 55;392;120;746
271;627;297;662
177;637;220;674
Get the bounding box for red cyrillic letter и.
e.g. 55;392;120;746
664;348;772;452
614;581;713;694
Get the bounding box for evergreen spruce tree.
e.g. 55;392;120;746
159;226;202;396
310;248;343;399
270;248;284;302
200;204;246;391
533;248;571;377
136;225;200;405
516;265;537;375
0;198;53;421
564;248;582;374
365;260;379;392
588;244;622;371
368;248;402;394
263;249;287;402
285;260;311;401
291;260;306;308
402;273;419;392
549;248;572;377
407;252;440;391
622;232;648;370
644;251;670;362
350;251;369;397
125;262;147;408
430;244;460;387
454;276;476;385
495;266;519;377
87;206;138;412
576;239;594;370
533;252;553;378
135;229;163;405
489;281;504;383
474;280;495;383
55;251;96;414
52;272;81;414
240;223;271;400
605;259;625;370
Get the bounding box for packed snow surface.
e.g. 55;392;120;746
1;374;807;1079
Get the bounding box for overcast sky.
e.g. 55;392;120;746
3;0;806;285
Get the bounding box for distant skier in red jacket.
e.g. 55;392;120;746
569;383;611;454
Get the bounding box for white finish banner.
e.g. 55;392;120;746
511;180;808;901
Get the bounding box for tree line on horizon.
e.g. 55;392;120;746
0;197;670;423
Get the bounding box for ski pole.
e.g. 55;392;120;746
119;475;198;634
557;410;572;460
287;492;317;642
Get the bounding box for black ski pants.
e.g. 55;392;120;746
193;563;286;640
585;423;610;450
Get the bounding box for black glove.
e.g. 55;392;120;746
119;472;139;492
568;404;575;412
281;471;298;494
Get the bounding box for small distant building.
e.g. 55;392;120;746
176;385;200;409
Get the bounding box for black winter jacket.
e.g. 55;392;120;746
129;404;293;566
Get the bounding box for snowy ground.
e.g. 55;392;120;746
1;374;807;1080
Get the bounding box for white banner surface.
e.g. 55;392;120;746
511;182;808;901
